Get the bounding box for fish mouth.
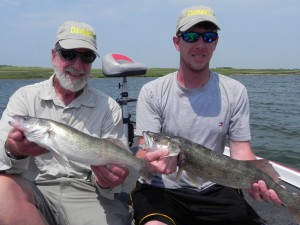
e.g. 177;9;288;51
8;115;24;129
8;115;38;132
140;131;154;150
142;131;150;146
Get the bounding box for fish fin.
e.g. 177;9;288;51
248;159;281;183
51;148;69;164
185;171;201;187
51;151;69;167
175;166;184;181
139;166;152;184
285;193;300;224
175;167;201;187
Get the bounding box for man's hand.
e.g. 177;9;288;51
144;149;177;174
5;128;48;157
91;164;129;189
248;180;282;206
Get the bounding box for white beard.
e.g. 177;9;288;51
54;66;90;92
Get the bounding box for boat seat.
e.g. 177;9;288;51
102;53;147;77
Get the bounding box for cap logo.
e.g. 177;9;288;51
70;26;94;38
187;9;213;17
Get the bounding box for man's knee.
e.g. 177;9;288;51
0;174;36;205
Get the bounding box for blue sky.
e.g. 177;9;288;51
1;0;299;69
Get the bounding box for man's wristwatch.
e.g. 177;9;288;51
5;148;28;160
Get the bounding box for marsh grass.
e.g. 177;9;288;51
0;66;299;79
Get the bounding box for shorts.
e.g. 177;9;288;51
131;182;266;225
17;176;132;225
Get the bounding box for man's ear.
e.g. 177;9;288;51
173;36;180;51
213;37;219;50
51;49;57;61
51;48;59;67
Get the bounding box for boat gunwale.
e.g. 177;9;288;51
223;147;300;188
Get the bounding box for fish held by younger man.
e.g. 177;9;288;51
141;131;300;225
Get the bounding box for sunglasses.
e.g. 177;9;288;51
178;32;218;43
56;48;97;64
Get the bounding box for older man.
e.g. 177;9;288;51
0;21;133;225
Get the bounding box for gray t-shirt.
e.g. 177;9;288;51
136;71;251;191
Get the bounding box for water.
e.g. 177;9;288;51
0;75;299;170
232;75;300;170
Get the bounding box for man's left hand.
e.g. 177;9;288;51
91;164;129;189
248;180;282;206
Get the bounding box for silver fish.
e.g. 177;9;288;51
8;115;150;182
141;131;300;225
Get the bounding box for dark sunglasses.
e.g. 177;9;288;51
55;47;97;64
178;32;218;43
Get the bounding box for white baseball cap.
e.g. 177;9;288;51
176;5;220;33
56;21;98;54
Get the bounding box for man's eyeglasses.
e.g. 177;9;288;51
55;47;97;64
177;32;218;43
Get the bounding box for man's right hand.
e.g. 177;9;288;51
139;149;178;175
136;137;178;175
5;128;48;157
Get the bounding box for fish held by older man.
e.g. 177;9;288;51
140;131;300;225
8;115;151;182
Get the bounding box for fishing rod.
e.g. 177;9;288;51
102;53;147;147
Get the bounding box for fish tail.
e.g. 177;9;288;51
286;194;300;224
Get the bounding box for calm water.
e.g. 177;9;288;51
0;75;299;170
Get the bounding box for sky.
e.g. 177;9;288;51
0;0;299;69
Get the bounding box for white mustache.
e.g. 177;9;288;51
64;67;86;75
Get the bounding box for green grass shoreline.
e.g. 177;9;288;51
0;66;299;79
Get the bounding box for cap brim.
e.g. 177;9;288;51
59;39;99;56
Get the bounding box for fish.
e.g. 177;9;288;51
8;115;150;182
140;131;300;225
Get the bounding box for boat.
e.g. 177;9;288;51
102;53;300;225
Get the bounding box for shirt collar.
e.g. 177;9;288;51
39;74;97;108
